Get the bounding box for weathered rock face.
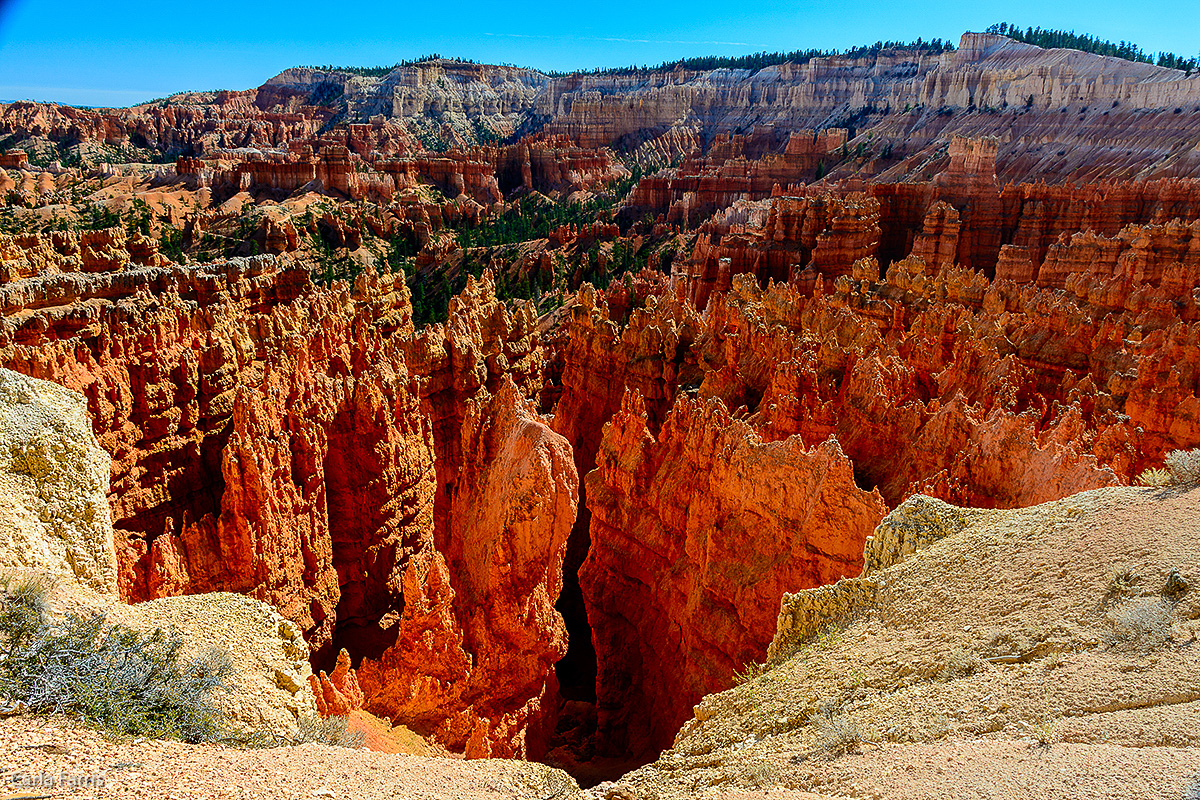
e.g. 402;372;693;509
0;228;575;757
622;130;848;226
0;370;319;740
551;187;1200;755
0;368;118;594
582;391;887;756
356;375;577;758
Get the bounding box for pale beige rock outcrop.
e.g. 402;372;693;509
861;493;975;575
766;494;973;663
44;581;319;739
106;591;318;737
0;368;117;594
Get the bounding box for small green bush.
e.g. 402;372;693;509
1138;448;1200;487
0;575;365;749
0;575;228;743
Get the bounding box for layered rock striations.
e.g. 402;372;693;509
0;229;575;758
663;136;1200;299
0;92;336;158
8;33;1200;183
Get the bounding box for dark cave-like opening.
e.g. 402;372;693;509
318;423;400;673
852;464;877;493
554;486;597;703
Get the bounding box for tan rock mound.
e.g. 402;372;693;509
0;368;117;594
109;592;319;737
44;580;318;739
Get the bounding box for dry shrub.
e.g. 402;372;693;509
1165;449;1200;485
1139;448;1200;487
811;709;863;758
1106;596;1172;648
0;574;228;743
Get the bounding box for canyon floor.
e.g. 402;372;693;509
1;716;1195;800
2;483;1197;799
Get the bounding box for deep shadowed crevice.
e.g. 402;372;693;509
549;478;661;787
554;486;597;703
853;465;876;493
317;416;400;672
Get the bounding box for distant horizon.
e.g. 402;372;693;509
1;0;1197;107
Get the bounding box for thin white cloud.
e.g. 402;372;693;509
0;85;169;106
484;32;763;47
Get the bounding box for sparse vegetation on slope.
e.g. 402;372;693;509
0;574;228;743
1138;448;1200;486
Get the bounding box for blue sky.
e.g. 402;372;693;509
0;0;1197;107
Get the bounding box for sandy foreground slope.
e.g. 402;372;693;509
0;484;1198;799
0;714;577;800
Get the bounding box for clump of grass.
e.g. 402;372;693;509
744;761;776;787
1108;567;1139;593
1029;703;1059;747
1102;566;1140;608
293;714;365;748
219;713;365;749
1137;467;1172;487
937;646;982;681
1106;596;1172;649
732;661;768;686
812;709;864;758
0;574;229;743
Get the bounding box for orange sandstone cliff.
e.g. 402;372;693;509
0;231;574;758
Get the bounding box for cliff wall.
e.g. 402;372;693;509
0;230;574;758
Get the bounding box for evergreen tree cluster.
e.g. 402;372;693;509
300;39;957;82
301;55;482;77
986;23;1197;74
559;38;956;77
